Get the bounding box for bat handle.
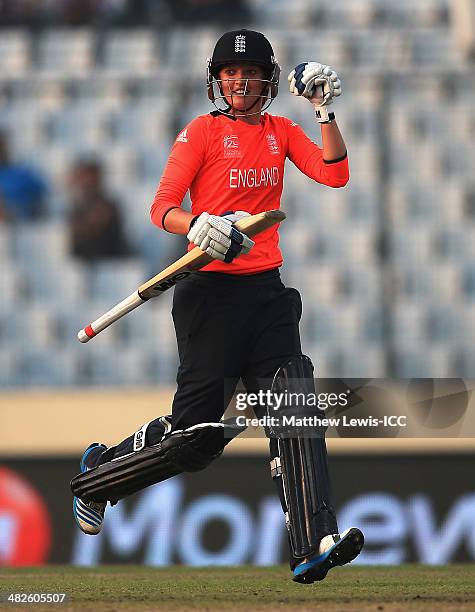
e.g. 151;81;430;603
77;291;146;343
78;328;95;343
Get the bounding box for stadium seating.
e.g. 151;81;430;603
0;0;474;386
36;30;95;76
0;30;31;76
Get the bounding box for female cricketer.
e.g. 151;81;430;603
72;29;364;584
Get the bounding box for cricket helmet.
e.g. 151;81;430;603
207;29;281;116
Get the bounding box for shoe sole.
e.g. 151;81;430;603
293;528;365;584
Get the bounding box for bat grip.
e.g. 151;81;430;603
77;291;145;343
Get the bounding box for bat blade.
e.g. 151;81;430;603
78;209;285;343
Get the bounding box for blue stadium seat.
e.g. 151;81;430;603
75;347;152;386
392;347;451;377
89;260;145;303
12;222;68;264
15;348;77;387
101;30;158;76
392;302;426;348
0;30;31;77
0;264;28;309
166;27;219;72
37;30;95;76
0;101;45;154
46;103;109;148
145;347;180;385
462;265;475;300
20;259;87;305
0;349;18;387
332;347;386;377
102;145;138;189
453;348;475;377
339;266;381;301
110;103;173;146
425;305;462;343
251;0;320;29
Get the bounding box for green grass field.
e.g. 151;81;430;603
1;566;475;611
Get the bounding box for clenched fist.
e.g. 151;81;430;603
288;62;342;106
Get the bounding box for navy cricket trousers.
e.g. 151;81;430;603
170;268;303;430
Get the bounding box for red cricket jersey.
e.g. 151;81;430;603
151;112;349;274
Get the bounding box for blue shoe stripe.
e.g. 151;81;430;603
76;512;97;527
293;537;342;577
76;509;100;528
73;498;102;528
75;506;101;528
73;498;98;529
76;497;99;514
76;502;102;524
293;551;331;576
76;498;103;521
77;512;98;527
73;499;84;529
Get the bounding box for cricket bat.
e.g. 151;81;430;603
78;209;286;343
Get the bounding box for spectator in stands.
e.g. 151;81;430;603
0;131;48;222
67;157;133;261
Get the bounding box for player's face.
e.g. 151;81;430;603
218;64;267;114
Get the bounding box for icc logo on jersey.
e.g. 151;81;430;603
223;135;242;158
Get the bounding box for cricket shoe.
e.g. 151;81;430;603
73;443;107;535
292;527;364;584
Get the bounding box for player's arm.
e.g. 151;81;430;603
287;62;349;186
161;207;194;235
150;118;206;234
289;62;346;160
320;120;347;162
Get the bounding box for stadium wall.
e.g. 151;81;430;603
1;453;475;567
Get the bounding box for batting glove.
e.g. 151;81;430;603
187;212;254;263
288;62;341;123
220;210;251;224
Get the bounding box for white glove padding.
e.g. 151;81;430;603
288;62;342;106
187;212;255;263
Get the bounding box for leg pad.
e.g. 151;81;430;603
71;423;227;504
268;355;338;562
